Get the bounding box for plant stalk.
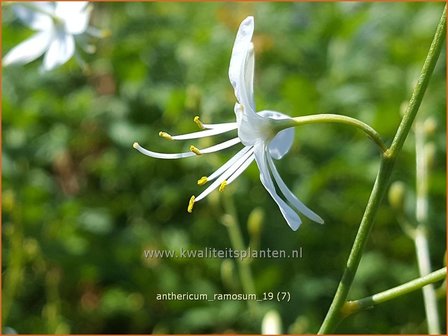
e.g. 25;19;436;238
318;6;446;333
344;267;446;315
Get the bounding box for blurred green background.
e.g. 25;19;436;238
2;2;446;334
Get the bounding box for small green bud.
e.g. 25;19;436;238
220;214;234;227
220;259;235;289
388;181;406;212
247;207;264;237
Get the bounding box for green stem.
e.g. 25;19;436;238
344;267;446;315
414;120;440;334
221;194;258;313
414;228;441;333
274;114;387;153
388;5;446;157
318;6;446;334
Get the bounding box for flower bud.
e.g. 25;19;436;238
220;214;235;227
388;181;406;212
248;207;264;238
221;259;235;289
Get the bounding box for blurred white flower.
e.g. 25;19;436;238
134;16;323;230
261;309;282;335
3;2;92;71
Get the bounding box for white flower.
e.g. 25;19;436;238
3;2;92;71
133;16;323;230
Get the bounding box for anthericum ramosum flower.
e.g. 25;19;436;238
3;2;97;71
133;16;324;231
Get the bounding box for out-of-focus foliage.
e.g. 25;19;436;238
2;2;446;334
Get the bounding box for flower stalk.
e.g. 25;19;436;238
273;114;387;153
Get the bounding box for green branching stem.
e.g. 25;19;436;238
343;267;446;316
318;6;446;334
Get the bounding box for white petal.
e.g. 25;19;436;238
196;146;254;202
55;2;91;34
254;143;302;231
243;43;255;110
229;17;256;112
259;110;294;160
42;31;75;71
235;103;269;146
3;31;51;66
268;128;294;160
13;3;54;31
266;154;324;224
171;124;237;140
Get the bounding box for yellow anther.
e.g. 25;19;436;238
219;180;228;192
159;131;173;140
197;176;208;186
187;195;195;213
132;142;139;149
193;116;204;129
190;145;202;155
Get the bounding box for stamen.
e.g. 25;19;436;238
159;131;173;140
133;142;194;159
194;116;204;129
132;138;239;160
171;125;237;140
197;176;208;186
190;145;202;156
187;195;195;213
219;180;227;192
206;146;251;182
195;147;254;202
